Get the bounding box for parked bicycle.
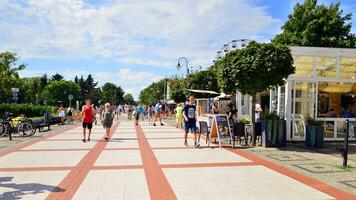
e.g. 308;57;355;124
0;112;36;137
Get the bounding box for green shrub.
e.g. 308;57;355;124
0;103;57;118
264;112;281;120
239;116;251;124
307;118;323;126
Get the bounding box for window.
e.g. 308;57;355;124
293;56;313;77
339;58;356;79
316;57;336;78
317;82;356;118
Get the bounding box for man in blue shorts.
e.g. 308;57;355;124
183;96;199;148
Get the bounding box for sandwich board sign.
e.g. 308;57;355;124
210;114;232;148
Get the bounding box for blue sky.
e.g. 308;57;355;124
1;0;355;99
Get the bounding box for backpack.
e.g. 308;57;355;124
103;110;113;124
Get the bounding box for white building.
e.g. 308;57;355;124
236;46;356;141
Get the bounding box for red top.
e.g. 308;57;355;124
82;105;94;123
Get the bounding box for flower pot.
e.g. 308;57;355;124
262;119;286;147
306;125;324;148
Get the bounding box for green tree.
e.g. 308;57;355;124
139;79;166;105
123;93;136;105
272;0;356;47
42;80;81;106
20;77;42;104
51;73;64;81
40;74;48;91
0;52;26;103
217;41;295;146
185;69;220;98
102;83;125;105
168;78;187;103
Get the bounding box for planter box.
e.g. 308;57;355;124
261;119;286;148
306;125;324;148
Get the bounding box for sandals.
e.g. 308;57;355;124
82;139;86;143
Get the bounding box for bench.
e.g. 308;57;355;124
32;119;51;132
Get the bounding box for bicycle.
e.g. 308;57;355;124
0;113;36;138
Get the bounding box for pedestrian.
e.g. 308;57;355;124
67;106;73;124
183;96;199;148
174;104;183;128
134;106;141;125
227;104;238;122
128;106;133;120
148;105;153;125
101;103;114;141
81;99;95;142
58;104;66;125
153;102;164;126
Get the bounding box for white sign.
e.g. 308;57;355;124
68;94;74;101
11;88;19;93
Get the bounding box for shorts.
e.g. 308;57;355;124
82;122;93;129
185;122;197;133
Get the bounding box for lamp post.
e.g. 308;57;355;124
176;57;189;76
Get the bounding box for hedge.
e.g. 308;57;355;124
0;104;57;118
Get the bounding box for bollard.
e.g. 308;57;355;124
343;119;350;167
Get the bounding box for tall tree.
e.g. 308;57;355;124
51;73;64;81
185;69;220;98
42;80;81;106
139;79;166;105
40;74;48;91
168;78;187;103
102;83;125;105
74;76;79;84
123;93;136;105
216;41;295;146
0;52;26;102
273;0;356;47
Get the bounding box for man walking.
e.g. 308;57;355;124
81;99;95;142
153;102;164;126
183;96;199;148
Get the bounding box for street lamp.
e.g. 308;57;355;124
177;57;189;76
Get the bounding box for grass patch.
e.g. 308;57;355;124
329;164;354;172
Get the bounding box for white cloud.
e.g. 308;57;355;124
0;0;279;67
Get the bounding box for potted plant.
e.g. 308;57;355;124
261;112;286;147
306;119;324;148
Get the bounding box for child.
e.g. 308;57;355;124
101;103;115;141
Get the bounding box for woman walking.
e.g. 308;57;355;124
81;99;95;142
101;103;114;141
58;104;66;125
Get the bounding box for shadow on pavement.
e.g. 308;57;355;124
0;177;65;200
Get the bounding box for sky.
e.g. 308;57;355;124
1;0;355;99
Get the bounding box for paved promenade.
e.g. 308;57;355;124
0;120;355;200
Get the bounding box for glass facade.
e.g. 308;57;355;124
288;48;356;140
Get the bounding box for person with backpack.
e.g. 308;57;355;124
101;103;115;141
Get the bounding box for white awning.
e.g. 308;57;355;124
186;89;219;95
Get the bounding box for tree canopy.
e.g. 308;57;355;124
42;80;81;106
185;69;220;98
0;52;26;103
217;41;295;95
102;82;125;105
123;93;136;105
273;0;356;47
